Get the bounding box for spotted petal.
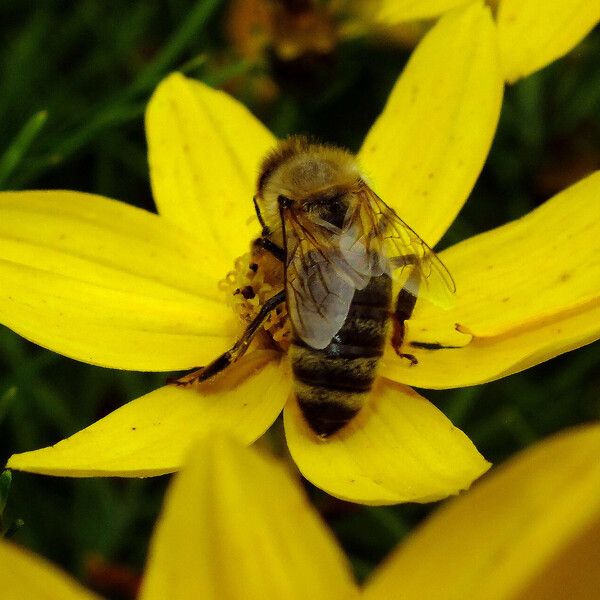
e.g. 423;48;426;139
359;1;503;246
497;0;600;83
0;190;238;371
146;72;276;265
382;171;600;389
284;378;489;505
7;351;288;477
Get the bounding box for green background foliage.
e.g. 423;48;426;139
0;1;598;596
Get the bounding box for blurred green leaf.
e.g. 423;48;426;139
0;470;12;515
0;387;17;428
127;0;220;97
0;111;47;188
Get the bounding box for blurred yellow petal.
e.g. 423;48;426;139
517;517;600;600
284;379;489;505
0;190;237;371
364;424;600;600
141;436;358;600
374;0;470;22
497;0;600;83
359;1;502;246
0;539;98;600
382;171;600;389
8;351;288;477
146;72;276;265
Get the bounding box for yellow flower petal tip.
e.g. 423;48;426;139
7;351;288;477
284;379;490;505
359;0;503;246
384;170;600;389
146;71;276;264
497;0;600;82
0;539;99;600
140;434;358;600
364;423;600;600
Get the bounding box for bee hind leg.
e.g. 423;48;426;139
170;290;286;386
391;284;418;367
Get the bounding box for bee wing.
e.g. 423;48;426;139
284;209;370;349
344;184;456;308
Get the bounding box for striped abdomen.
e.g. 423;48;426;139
289;274;392;436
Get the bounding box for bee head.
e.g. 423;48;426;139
255;136;360;238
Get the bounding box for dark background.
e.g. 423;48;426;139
0;1;598;597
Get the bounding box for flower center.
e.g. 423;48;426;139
219;247;292;351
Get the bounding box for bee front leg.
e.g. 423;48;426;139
253;236;285;262
170;290;286;386
251;197;285;261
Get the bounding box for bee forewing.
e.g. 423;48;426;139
285;209;374;349
355;184;456;310
338;222;390;279
287;251;356;349
397;262;456;310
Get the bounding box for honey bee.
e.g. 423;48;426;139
175;136;455;437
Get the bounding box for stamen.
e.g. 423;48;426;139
219;250;292;351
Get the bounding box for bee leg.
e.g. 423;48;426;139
253;236;285;262
251;197;285;262
170;290;286;386
391;280;419;367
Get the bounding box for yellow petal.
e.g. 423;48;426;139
8;351;288;477
140;436;358;600
382;171;600;389
364;424;600;600
374;0;470;22
497;0;600;83
0;190;237;371
146;72;276;265
284;378;489;505
0;539;98;600
517;517;600;600
359;1;503;246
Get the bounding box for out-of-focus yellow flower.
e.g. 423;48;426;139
219;0;600;111
363;423;600;600
226;0;338;63
224;0;600;85
3;425;600;599
2;3;599;505
369;0;600;82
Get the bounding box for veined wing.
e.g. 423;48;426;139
283;207;369;349
343;182;456;308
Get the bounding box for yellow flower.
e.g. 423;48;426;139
371;0;600;83
2;3;600;504
2;425;600;599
